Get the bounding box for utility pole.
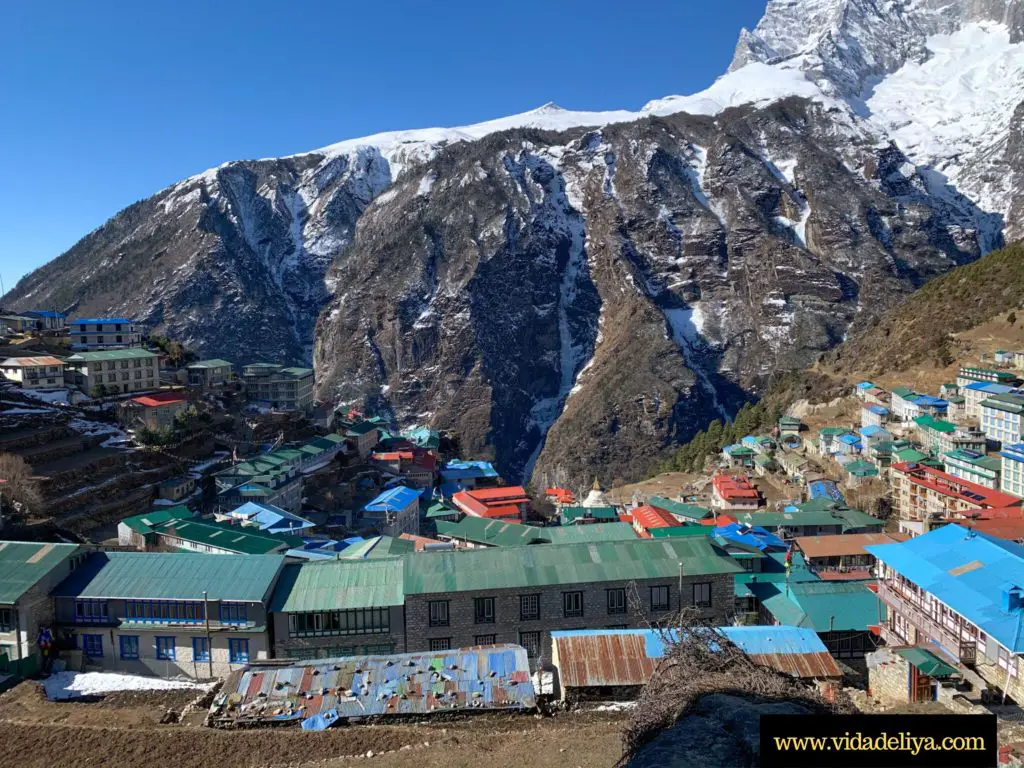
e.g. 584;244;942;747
203;590;214;679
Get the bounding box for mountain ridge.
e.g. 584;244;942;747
6;0;1023;484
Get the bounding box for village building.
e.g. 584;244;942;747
559;505;619;525
363;486;422;536
0;356;65;389
0;542;84;671
401;537;741;662
956;366;1020;388
628;505;680;537
186;359;233;387
343;420;382;459
646;497;712;524
866;646;960;705
841;458;880;487
995;350;1016;367
68;317;144;350
439;460;500;497
1001;443;1024;498
869;525;1024;704
890;388;948;422
732;501;882;539
942;449;1001;489
778;415;802;436
945;394;967;422
795;532;908;578
158;475;197;502
861;404;890;428
218;500;315;536
64;348;160;396
912;415;958;454
549;626;841;703
711;474;761;512
0;314;38;334
723;443;755;468
451;486;530;523
20;310;66;332
854;381;875;400
963;381;1017;421
369;449;437;489
980;393;1024;445
889;461;1022;536
242;363;314;412
52;551;285;678
214;453;304;513
748;579;886;659
118;391;190;430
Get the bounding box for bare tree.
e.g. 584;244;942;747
0;453;43;515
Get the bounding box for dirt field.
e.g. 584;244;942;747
0;681;628;768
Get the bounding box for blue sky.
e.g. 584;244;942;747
0;0;766;292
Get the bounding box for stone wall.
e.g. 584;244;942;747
866;648;911;705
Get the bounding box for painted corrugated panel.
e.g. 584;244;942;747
0;541;80;604
269;559;405;612
216;644;535;723
554;633;658;688
51;551;284;602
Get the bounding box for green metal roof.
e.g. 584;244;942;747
149;518;287;554
53;552;285;602
403;538;741;595
648;497;712;521
749;580;885;632
981;394;1024;414
120;506;195;535
188;359;232;369
844;459;879;477
425;502;460;519
65;348;158;362
269;559;405;612
943;450;1001;472
649;526;712;539
734;551;817;598
0;542;80;605
895;648;958;678
913;415;956;434
754;455;775;468
278;367;314;378
894;448;929;463
435;517;637;547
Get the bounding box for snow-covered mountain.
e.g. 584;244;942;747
6;0;1024;483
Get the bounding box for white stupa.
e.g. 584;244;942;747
581;477;608;508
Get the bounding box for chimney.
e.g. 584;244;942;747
1001;584;1024;613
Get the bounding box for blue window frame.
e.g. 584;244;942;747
228;638;249;664
192;637;209;662
125;600;205;624
81;634;103;658
119;635;139;660
155;636;176;661
75;600;109;623
219;603;248;625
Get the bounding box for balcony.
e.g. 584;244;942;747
875;580;966;662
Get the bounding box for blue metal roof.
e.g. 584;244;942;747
860;425;888;437
838;433;861;445
715;523;787;552
440;460;499;481
1001;444;1024;462
965;382;1015;394
913;395;949;408
23;310;64;318
69;317;136;324
856;382;874;390
718;625;830;656
807;480;845;503
867;524;1024;653
866;405;889;415
226;501;314;535
364;485;421;512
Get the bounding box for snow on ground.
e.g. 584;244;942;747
664;306;730;422
19;388;74;405
43;670;213;700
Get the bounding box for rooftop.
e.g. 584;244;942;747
403;537;742;595
66;348;157;362
130;392;189;408
913;415;956;434
0;356;64;367
749;579;885;632
187;358;233;369
269;558;405;612
868;524;1024;652
891;462;1021;508
435;517;637;547
795;532;908;560
149;517;289;555
364;486;422;513
69;317;136;325
53;551;285;602
647;497;712;521
0;542;80;605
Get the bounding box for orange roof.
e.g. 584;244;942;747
1;356;64;367
451;489;527;521
131;392;188;408
545;487;576;503
891;461;1022;509
958;517;1024;542
702;514;737;527
464;486;530;503
399;533;445;551
795;532;908;559
630;505;678;531
712;474;760;500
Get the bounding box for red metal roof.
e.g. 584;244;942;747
131;392;188;408
796;532;908;559
630;505;678;531
957;517;1024;542
713;474;760;500
891;461;1022;509
451;489;527;521
0;355;64;367
553;632;658;689
465;486;530;502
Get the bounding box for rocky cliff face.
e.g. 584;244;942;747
6;0;1024;483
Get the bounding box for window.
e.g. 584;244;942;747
228;638;249;664
116;336;123;343
0;608;12;632
192;637;209;662
429;638;451;652
428;601;449;627
563;591;583;618
651;586;671;612
75;599;109;623
607;588;627;615
519;631;541;658
287;608;390;638
219;603;248;625
520;594;540;621
97;336;104;344
692;582;712;609
119;636;139;660
155;636;176;661
80;337;88;344
81;634;103;658
126;600;205;624
474;634;497;645
474;597;495;624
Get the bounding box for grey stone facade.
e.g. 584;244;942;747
270;605;407;660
